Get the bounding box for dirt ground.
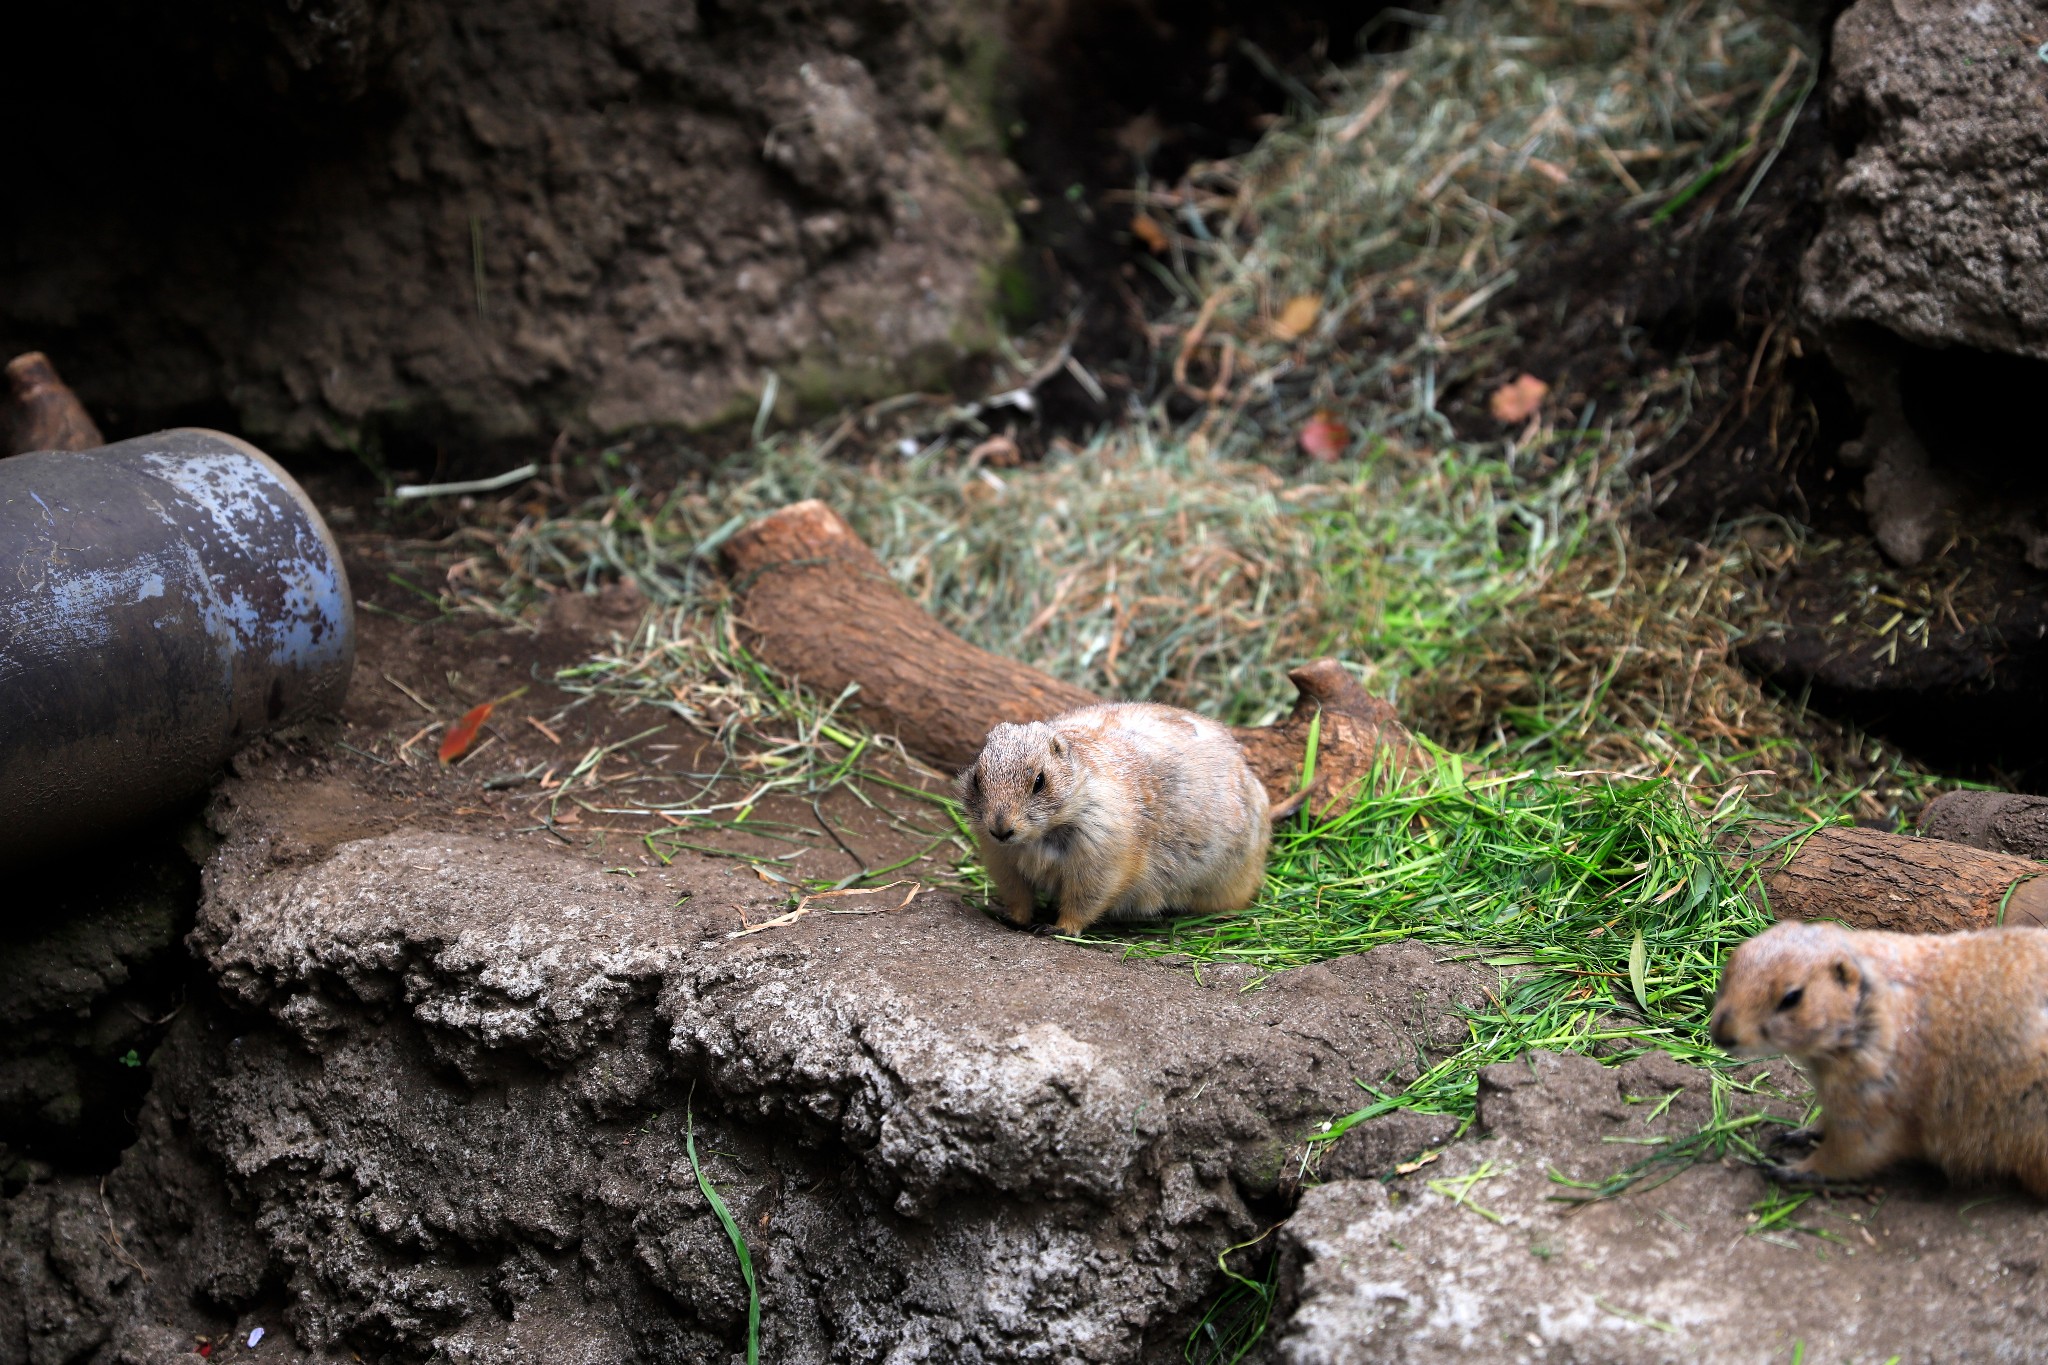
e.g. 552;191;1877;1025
267;530;962;905
1274;1050;2048;1363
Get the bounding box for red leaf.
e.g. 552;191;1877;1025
439;702;494;764
1488;373;1550;424
1130;213;1169;254
1298;411;1351;462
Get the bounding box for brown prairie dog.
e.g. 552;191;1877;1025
1710;919;2048;1194
955;702;1274;936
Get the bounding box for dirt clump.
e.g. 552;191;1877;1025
1737;535;2048;788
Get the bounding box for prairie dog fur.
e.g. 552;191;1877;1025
1710;920;2048;1193
956;702;1273;936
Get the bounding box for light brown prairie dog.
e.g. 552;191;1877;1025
1710;919;2048;1194
955;702;1277;936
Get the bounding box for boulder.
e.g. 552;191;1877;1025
1800;0;2048;567
4;811;1489;1362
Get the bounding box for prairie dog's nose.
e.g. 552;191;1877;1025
988;820;1015;843
1709;1012;1734;1048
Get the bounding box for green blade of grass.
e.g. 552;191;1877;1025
686;1095;760;1364
1628;930;1649;1013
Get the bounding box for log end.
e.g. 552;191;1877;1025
2003;875;2048;930
1917;789;2048;861
1284;658;1396;725
2;351;104;455
721;499;883;577
1236;658;1424;818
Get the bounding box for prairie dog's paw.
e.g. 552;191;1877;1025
1759;1159;1829;1188
1768;1125;1822;1155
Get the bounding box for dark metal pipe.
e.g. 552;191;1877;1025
0;429;354;865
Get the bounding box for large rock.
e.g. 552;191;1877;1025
2;0;1018;452
3;821;1488;1363
1271;1049;2048;1362
1800;0;2048;567
19;785;2048;1360
1805;0;2048;365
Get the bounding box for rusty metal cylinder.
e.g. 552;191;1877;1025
0;428;354;864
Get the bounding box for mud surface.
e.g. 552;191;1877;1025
4;0;1017;459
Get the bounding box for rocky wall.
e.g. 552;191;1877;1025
3;0;1019;456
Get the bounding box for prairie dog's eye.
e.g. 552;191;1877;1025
1775;986;1804;1012
1032;771;1046;794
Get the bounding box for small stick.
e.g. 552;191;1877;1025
392;464;539;499
2;352;104;454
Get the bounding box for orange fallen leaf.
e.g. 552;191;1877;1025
1130;213;1169;254
1488;373;1550;424
1273;294;1321;342
1298;410;1351;462
439;701;494;764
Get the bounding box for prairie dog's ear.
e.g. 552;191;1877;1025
1830;957;1861;990
1048;733;1065;757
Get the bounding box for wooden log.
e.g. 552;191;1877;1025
721;499;2048;933
721;499;1097;771
1743;823;2048;932
720;499;1419;812
2;352;104;455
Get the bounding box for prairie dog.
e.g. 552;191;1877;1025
956;702;1273;936
1710;920;2048;1193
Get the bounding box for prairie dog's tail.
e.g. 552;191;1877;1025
1269;788;1310;824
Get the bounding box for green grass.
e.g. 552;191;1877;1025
687;1095;760;1364
1098;743;1795;1135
